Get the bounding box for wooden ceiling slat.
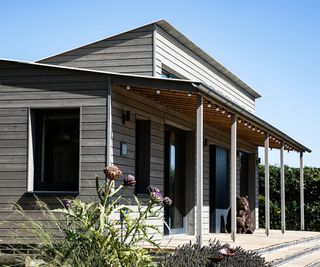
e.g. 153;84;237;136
131;87;290;149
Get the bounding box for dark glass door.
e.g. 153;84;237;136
209;145;229;233
164;126;186;235
240;152;249;197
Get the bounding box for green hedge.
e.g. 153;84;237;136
259;165;320;231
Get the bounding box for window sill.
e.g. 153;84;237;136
25;191;79;197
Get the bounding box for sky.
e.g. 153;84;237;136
1;0;319;167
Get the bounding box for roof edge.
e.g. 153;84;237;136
197;83;311;153
0;58;309;153
35;19;164;63
155;19;261;99
36;19;261;99
0;58;201;84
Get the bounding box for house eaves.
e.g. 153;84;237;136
155;19;261;99
0;58;309;153
196;82;311;153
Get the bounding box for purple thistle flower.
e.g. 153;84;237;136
150;191;163;203
163;196;172;206
147;186;160;194
123;174;136;187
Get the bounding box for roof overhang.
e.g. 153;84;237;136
155;19;262;99
0;59;310;153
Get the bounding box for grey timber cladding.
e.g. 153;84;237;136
0;61;258;241
0;61;108;243
38;25;154;76
154;26;256;113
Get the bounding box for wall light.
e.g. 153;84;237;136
122;110;131;124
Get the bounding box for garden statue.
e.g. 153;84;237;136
226;196;255;234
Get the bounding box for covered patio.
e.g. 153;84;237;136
111;75;311;244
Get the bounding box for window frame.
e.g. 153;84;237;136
161;69;179;79
27;107;81;195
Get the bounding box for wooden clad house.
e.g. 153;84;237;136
0;20;311;244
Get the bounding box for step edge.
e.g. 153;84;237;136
270;243;320;266
254;235;320;254
305;258;320;267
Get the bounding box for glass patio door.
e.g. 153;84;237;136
164;126;186;235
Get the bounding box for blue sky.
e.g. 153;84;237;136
1;0;319;167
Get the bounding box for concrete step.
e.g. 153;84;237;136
258;236;320;266
284;249;320;267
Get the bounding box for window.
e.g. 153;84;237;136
135;120;151;194
29;109;80;192
161;69;179;79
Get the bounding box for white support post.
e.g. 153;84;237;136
196;95;204;246
300;151;305;230
280;142;285;234
264;133;270;236
107;76;113;166
230;114;237;242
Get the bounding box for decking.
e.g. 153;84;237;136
155;229;320;266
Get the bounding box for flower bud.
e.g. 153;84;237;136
123;174;136;187
104;165;122;180
162;197;172;206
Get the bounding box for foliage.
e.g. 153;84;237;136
259;164;320;231
160;239;271;267
14;165;172;267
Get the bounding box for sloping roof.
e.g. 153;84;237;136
36;19;261;99
0;58;310;153
154;20;261;99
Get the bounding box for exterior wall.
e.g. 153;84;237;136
38;25;154;76
0;62;108;243
154;26;256;113
0;62;259;242
111;85;257;236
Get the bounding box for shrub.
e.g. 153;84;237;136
259;165;320;231
14;165;172;267
160;239;271;267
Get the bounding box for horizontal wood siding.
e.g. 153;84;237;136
155;26;256;113
0;62;108;243
38;25;154;76
113;86;256;235
0;63;257;241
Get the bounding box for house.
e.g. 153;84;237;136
0;19;311;244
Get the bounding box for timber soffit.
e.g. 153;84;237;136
35;19;261;99
0;58;311;153
196;83;311;153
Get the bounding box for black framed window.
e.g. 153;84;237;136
135;120;151;194
161;69;179;79
32;109;80;192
